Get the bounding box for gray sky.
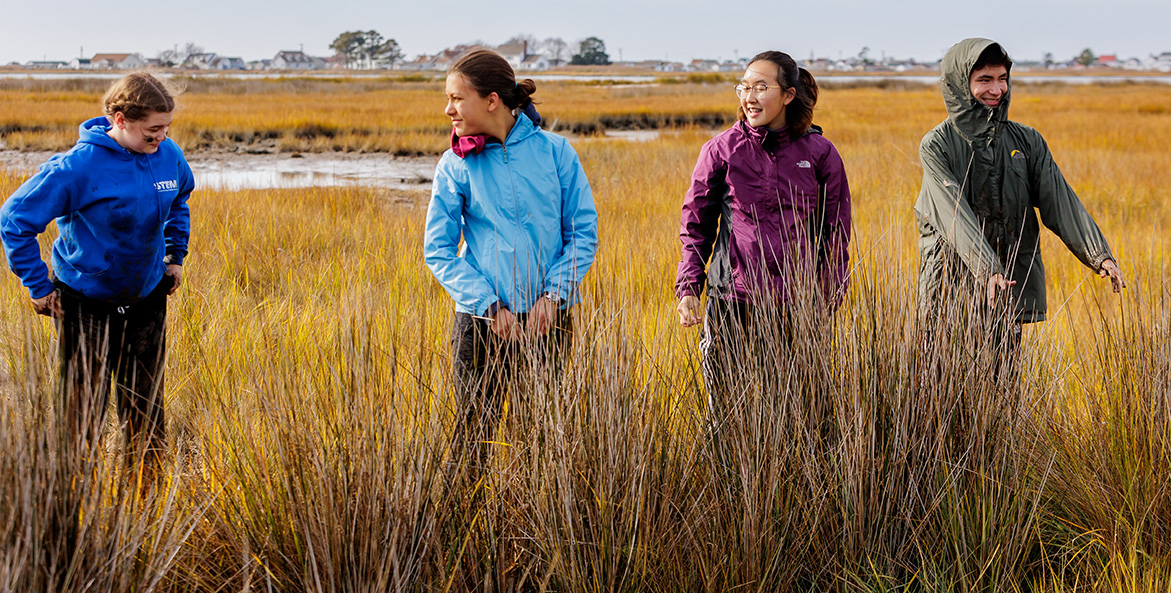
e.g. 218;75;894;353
3;0;1168;65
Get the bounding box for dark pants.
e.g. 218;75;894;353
699;297;792;423
449;308;572;474
56;277;170;471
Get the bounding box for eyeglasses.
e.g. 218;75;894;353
734;83;785;99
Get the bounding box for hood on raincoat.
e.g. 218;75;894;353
940;38;1012;142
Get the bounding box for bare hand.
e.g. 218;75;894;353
165;264;183;295
489;308;523;341
986;273;1017;309
32;292;62;318
677;295;703;327
1099;259;1126;293
527;295;556;337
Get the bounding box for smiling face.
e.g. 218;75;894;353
445;72;499;137
108;110;173;154
740;60;795;130
969;64;1009;107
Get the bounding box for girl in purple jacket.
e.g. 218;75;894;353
674;51;851;399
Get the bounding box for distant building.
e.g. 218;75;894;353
181;53;245;70
1155;52;1171;72
520;54;549;71
90;53;144;70
688;59;719;72
271;50;325;70
68;57;91;69
25;61;66;69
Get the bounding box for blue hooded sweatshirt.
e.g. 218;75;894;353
0;116;193;304
424;113;598;316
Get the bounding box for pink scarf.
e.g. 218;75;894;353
451;129;487;158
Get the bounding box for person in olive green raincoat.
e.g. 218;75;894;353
915;38;1125;330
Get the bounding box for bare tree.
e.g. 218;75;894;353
541;37;569;64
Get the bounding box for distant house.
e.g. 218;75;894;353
519;54;549;71
496;41;528;69
25;61;67;69
271;50;325;70
1155;52;1171;72
688;59;719;72
68;57;91;69
181;53;244;70
1097;54;1119;68
181;52;217;69
718;60;746;72
90;53;144;69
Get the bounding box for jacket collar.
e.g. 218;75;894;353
451;104;542;158
738;120;792;150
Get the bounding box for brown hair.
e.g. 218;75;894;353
449;49;536;110
737;50;819;139
972;43;1013;74
101;71;177;122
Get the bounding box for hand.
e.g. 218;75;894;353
1098;259;1126;293
677;295;703;327
165;264;183;295
32;292;62;318
489;308;523;341
527;295;557;337
986;273;1017;309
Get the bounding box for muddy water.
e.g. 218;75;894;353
190;153;439;190
0;151;441;191
1;130;667;191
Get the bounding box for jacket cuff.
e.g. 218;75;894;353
675;283;703;300
483;300;506;318
164;252;185;266
30;282;55;301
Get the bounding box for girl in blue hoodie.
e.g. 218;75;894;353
0;72;193;470
424;50;598;468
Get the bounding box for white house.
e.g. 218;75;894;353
90;53;144;70
271;50;326;70
519;54;549;71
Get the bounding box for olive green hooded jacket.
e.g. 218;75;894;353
915;38;1114;323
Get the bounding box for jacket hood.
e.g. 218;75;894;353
77;115;137;158
940;38;1012;141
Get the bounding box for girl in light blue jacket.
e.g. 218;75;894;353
424;49;598;463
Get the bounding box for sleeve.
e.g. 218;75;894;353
423;155;499;316
543;141;599;305
0;162;75;299
915;133;1004;282
163;156;193;266
1028;134;1113;271
816;143;852;310
674;141;727;299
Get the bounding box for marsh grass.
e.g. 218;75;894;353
1;81;1169;591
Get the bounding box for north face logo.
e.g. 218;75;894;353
796;160;812;169
154;179;178;191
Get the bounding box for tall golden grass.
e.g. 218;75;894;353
1;78;1169;591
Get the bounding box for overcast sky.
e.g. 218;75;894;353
3;0;1169;65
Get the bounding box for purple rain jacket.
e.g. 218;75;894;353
675;121;851;308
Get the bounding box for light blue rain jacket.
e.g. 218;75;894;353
424;114;599;316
